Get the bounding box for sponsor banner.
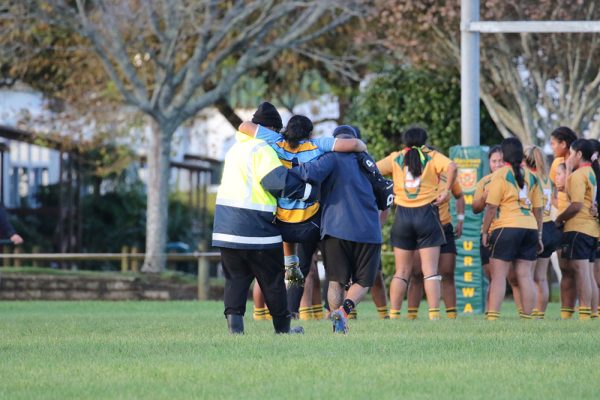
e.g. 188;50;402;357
449;146;490;314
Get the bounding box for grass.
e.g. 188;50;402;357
1;301;599;400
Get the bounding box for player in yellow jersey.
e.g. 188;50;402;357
377;127;457;320
549;127;578;319
481;138;544;320
524;146;561;319
406;171;464;320
472;146;503;313
474;146;525;317
555;139;600;320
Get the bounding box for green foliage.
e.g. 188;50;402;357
230;68;331;111
349;67;502;160
10;182;208;261
0;302;599;399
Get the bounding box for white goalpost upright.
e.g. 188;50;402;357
460;0;600;146
460;1;600;282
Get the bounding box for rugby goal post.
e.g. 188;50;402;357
460;0;600;146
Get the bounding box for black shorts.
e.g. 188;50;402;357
489;228;537;262
596;241;600;260
276;213;321;244
440;223;457;254
561;231;597;262
538;221;562;258
480;235;490;265
321;236;380;287
391;204;446;250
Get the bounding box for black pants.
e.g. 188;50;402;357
287;240;320;314
220;246;290;319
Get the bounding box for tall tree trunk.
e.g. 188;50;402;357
142;120;172;273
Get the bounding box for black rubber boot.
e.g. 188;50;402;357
226;314;244;334
273;316;304;334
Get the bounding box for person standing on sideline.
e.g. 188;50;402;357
0;205;23;245
213;111;315;335
377;127;457;321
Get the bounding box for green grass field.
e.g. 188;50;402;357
1;301;599;400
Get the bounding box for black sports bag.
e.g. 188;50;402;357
356;152;394;210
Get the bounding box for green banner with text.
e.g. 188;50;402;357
449;146;489;315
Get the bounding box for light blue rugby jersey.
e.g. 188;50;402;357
255;125;336;223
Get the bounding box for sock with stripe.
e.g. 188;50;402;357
446;307;457;319
407;307;418;320
517;308;524;318
579;306;591;320
376;306;389;319
560;307;575;319
348;308;358;319
311;304;324;320
485;311;500;321
520;313;533;320
429;308;440;320
253;307;268;321
298;306;313;321
390;309;401;319
591;312;599;319
533;310;545;319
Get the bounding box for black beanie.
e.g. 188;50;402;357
252;102;283;132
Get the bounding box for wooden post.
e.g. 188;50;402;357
197;240;209;301
32;246;40;267
3;246;10;267
167;250;174;271
121;246;129;272
13;246;22;268
130;247;139;273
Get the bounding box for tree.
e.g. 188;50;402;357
349;67;501;160
4;0;367;272
375;0;600;144
223;20;376;127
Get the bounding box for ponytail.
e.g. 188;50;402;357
511;161;525;189
501;137;525;189
524;145;547;176
402;127;428;178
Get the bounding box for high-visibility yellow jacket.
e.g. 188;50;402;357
212;132;286;249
